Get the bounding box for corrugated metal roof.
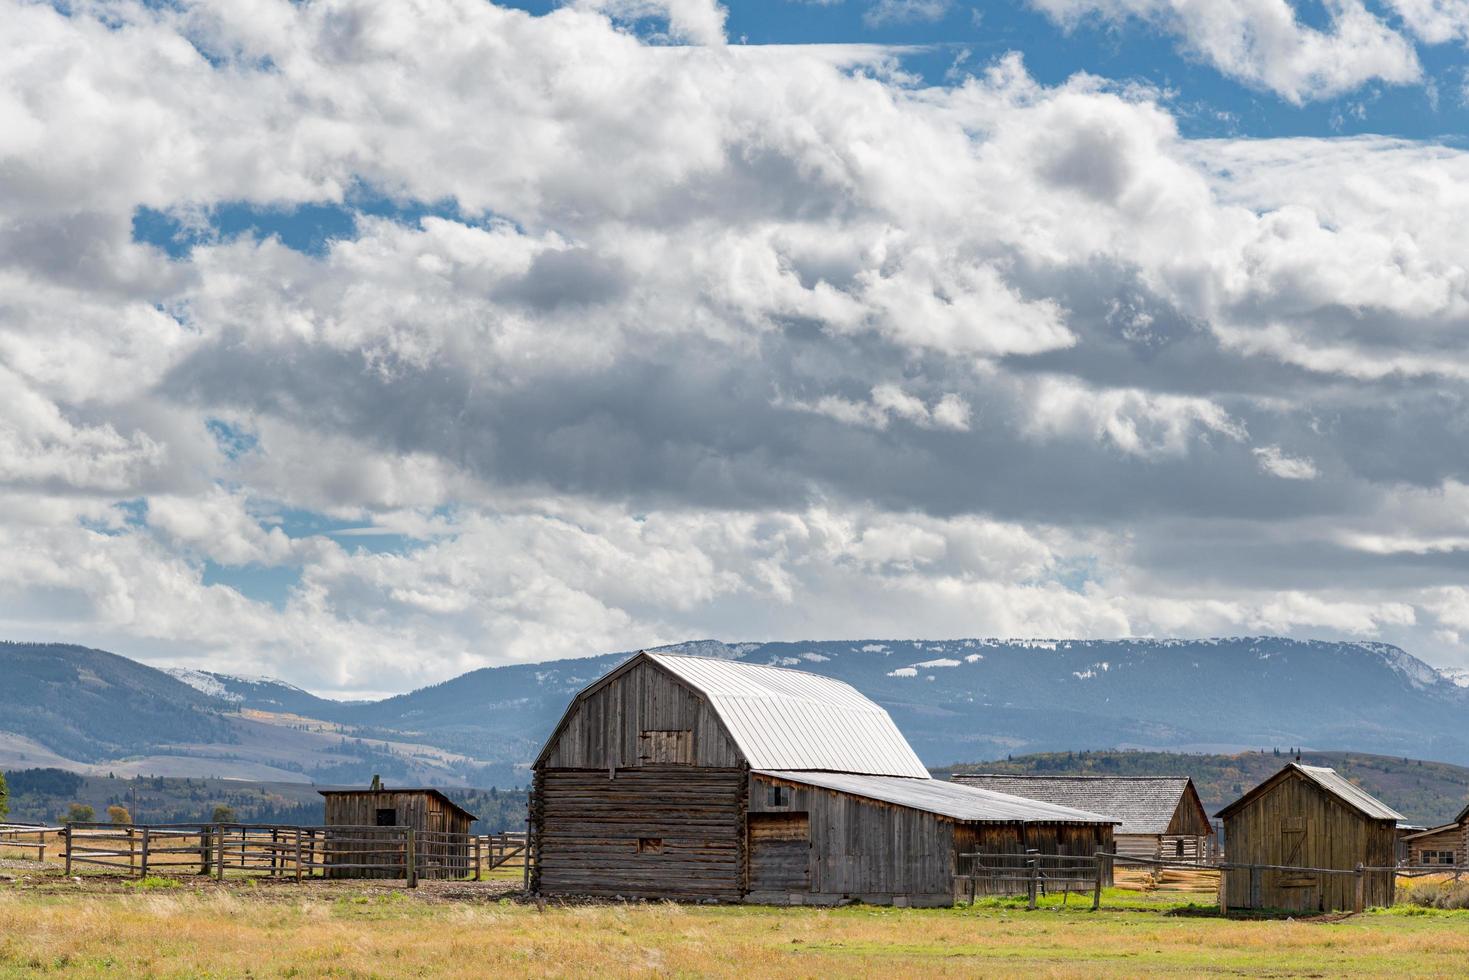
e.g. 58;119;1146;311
647;653;930;778
1294;765;1403;822
756;770;1120;824
952;775;1198;835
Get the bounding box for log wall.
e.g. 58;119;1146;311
535;767;746;900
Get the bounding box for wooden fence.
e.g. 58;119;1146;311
0;823;64;862
54;824;532;886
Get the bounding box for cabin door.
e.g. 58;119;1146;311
748;813;810;894
1272;817;1320;911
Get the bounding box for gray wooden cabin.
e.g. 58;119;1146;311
319;786;476;879
1216;764;1400;912
1402;803;1469;867
530;651;1117;906
952;774;1214;862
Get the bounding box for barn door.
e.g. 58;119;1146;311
1273;816;1319;911
748;813;810;894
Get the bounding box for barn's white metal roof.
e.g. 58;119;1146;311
756;770;1120;824
1294;765;1404;822
647;653;931;778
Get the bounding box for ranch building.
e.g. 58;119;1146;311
1401;804;1468;867
951;774;1215;862
1216;763;1401;912
319;784;476;879
529;650;1117;906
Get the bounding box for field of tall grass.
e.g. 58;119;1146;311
2;879;1468;978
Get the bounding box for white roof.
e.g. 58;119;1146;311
646;653;931;778
1294;765;1404;822
756;771;1120;824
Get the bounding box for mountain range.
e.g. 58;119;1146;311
4;636;1469;786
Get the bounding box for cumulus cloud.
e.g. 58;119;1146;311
1030;0;1422;103
3;0;1469;690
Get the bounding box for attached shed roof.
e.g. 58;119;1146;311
1215;764;1402;822
318;787;478;822
951;775;1206;836
756;770;1119;825
548;651;931;778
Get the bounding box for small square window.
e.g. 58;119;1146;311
375;808;397;827
637;837;663;854
768;784;790;807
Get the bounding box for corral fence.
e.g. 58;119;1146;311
958;850;1463;913
57;824;533;887
0;823;65;862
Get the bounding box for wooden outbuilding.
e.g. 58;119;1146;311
1215;764;1401;912
1401;804;1468;867
319;785;476;879
530;650;1117;906
952;775;1214;862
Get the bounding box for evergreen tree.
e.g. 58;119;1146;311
0;771;8;819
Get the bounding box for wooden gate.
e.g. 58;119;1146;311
747;813;810;894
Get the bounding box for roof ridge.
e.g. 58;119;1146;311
647;650;850;684
958;773;1188;781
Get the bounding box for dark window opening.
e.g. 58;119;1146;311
1175;839;1184;857
637;837;663;854
375;808;397;827
768;784;790;807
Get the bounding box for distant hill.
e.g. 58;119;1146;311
947;749;1469;827
5;636;1469;785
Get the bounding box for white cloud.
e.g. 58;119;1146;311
1023;376;1247;457
1253;445;1318;480
864;0;952;27
1030;0;1422;103
1386;0;1469;44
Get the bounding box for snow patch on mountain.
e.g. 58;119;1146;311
1437;667;1469;689
165;668;243;702
915;658;960;669
887;667;918;678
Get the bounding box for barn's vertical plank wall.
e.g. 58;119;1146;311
321;791;473;880
535;661;747;899
1222;773;1396;911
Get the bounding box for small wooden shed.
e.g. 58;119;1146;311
530;650;1117;905
1401;803;1468;867
319;786;477;879
1216;764;1401;912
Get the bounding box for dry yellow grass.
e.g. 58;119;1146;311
2;880;1469;978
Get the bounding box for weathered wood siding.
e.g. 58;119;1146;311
535;767;745;900
1166;790;1214;837
1222;773;1396;911
321;791;472;880
954;820;1115;896
540;661;741;769
747;774;955;904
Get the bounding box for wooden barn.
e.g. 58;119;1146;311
319;785;476;879
1216;764;1401;912
1401;804;1468;867
952;775;1214;862
530;651;1117;906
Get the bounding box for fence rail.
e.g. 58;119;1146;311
0;824;64;862
49;823;532;886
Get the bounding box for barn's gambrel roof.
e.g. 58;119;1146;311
756;770;1119;825
951;775;1208;836
1215;763;1403;822
537;651;930;778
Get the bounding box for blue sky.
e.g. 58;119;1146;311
9;0;1469;695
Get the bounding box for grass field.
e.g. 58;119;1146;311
3;877;1469;978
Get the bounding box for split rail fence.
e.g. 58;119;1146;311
0;823;64;862
55;824;531;887
957;850;1462;913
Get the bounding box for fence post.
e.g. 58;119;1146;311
474;836;482;881
1218;863;1228;914
1027;852;1039;910
1354;863;1365;913
295;828;303;883
200;826;212;875
129;827;136;874
405;828;417;888
1092;854;1103;911
64;825;72;876
139;827;150;879
215;826;226;881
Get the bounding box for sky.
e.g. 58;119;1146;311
4;0;1469;698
